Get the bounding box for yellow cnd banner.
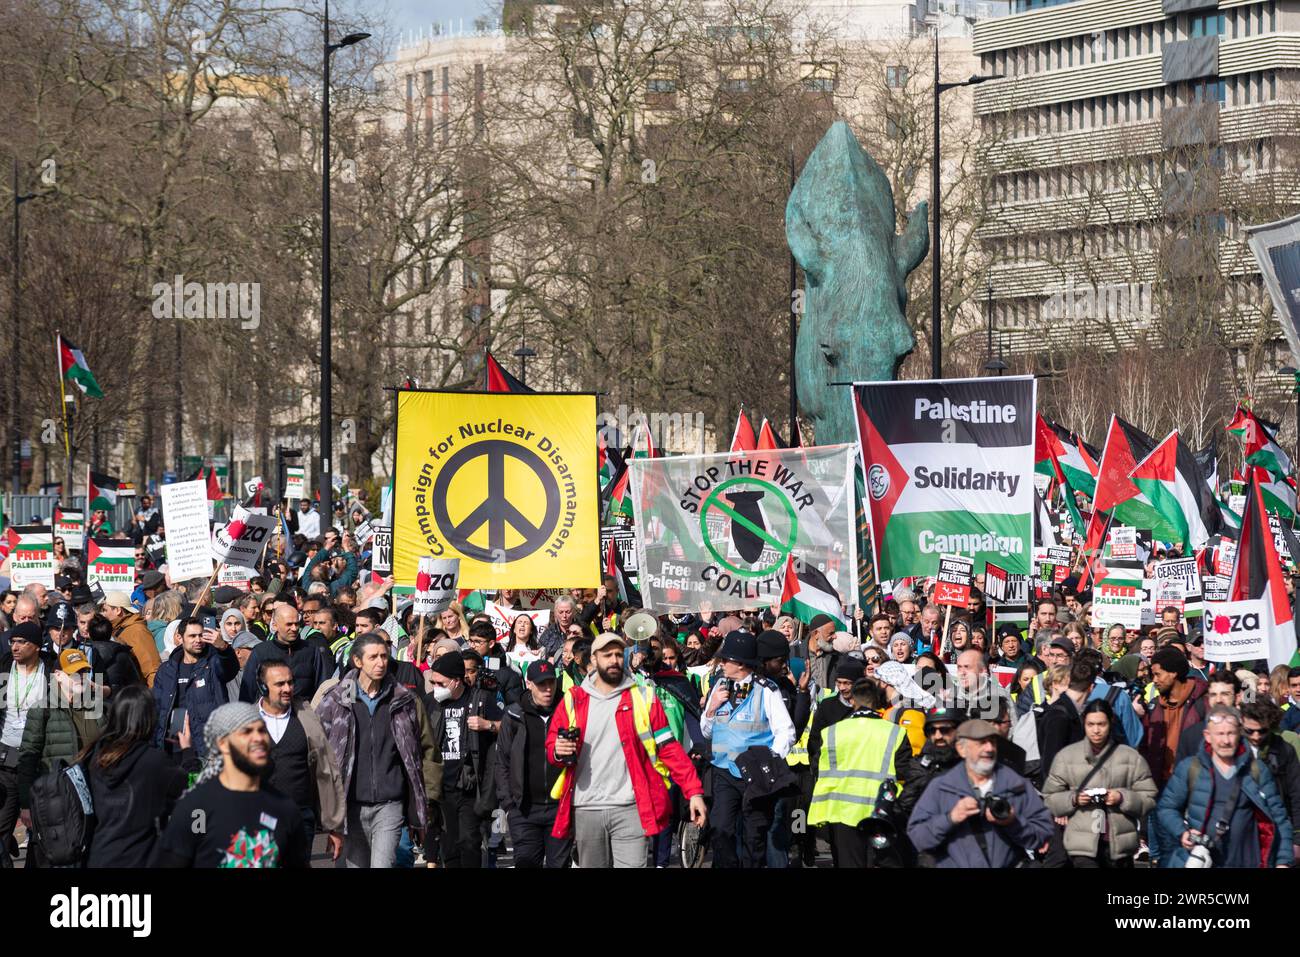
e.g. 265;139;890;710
393;390;600;589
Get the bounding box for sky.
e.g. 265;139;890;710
384;0;498;39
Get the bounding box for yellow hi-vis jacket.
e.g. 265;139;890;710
788;687;837;767
807;714;906;827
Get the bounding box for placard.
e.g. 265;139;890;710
370;525;392;578
285;466;306;500
600;525;639;574
483;601;551;642
1108;526;1137;561
1203;599;1267;661
218;564;255;593
1215;539;1236;578
1203;575;1230;602
86;538;135;591
984;561;1009;603
413;557;460;616
9;525;55;589
211;506;278;570
160;480;215;581
934;554;974;607
1155;557;1203;618
1093;581;1143;629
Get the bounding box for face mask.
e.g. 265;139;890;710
432;685;453;703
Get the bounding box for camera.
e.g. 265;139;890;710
976;793;1013;822
556;727;580;766
1081;787;1108;807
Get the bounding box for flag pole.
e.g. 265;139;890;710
55;331;72;495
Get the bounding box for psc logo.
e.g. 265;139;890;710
867;464;890;501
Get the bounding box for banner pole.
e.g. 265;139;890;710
940;603;952;661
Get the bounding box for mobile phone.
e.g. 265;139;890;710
202;615;218;631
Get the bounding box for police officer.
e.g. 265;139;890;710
701;631;795;868
757;629;812;867
808;679;912;867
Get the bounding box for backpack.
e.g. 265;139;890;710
29;759;95;867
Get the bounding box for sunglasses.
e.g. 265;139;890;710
1243;726;1268;736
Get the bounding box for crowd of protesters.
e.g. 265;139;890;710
0;502;1295;870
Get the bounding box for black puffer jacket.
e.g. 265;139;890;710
898;741;960;822
494;692;560;814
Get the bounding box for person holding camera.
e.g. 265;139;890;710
1041;699;1157;868
1156;704;1294;868
808;679;912;867
906;718;1054;868
547;632;706;868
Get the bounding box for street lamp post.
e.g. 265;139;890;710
11;159;37;497
983;277;1007;376
320;0;369;519
512;345;537;387
931;34;1000;380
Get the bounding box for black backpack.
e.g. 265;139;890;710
29;759;95;867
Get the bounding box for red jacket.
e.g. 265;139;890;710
545;683;702;839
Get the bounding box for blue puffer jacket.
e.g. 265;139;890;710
1156;747;1295;868
906;760;1056;868
152;643;239;748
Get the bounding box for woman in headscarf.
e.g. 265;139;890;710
889;632;915;663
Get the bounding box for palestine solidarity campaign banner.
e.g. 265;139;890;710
853;377;1035;580
631;444;857;613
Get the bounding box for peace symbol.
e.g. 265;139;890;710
432;440;560;562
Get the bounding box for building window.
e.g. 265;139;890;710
803;62;838;92
886;65;909;88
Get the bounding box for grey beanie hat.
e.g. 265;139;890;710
189;702;263;791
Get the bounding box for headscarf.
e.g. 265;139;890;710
220;608;246;632
189;702;263;791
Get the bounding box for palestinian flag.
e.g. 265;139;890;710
1034;487;1058;547
205;467;222;501
1128;430;1218;549
1218;498;1242;532
779;554;845;629
1229;406;1294;480
1230;473;1298;668
484;348;533;394
57;334;104;398
457;588;487;614
756;418;781;451
604;464;632;522
1035;418;1098;497
605;535;642;607
631;422;659;459
730;411;756;453
87;469;120;512
1090;415;1175;537
598;433;626;492
1254;466;1297;519
1196;437;1220;496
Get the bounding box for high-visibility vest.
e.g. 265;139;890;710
1144;681;1158;703
1028;672;1047;706
710;683;776;777
787;688;838;767
808;715;905;827
548;684;671;800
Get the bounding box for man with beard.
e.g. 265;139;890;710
548;633;707;868
898;707;965;828
256;661;345;859
907;718;1054;868
155;702;310;867
494;660;570;867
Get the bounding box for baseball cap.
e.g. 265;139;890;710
591;632;626;653
102;591;135;612
1048;637;1074;654
955;719;1000;742
527;660;558;683
59;648;91;675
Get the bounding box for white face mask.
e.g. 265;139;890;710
432;685;454;703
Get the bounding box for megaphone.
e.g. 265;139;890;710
624;611;658;643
